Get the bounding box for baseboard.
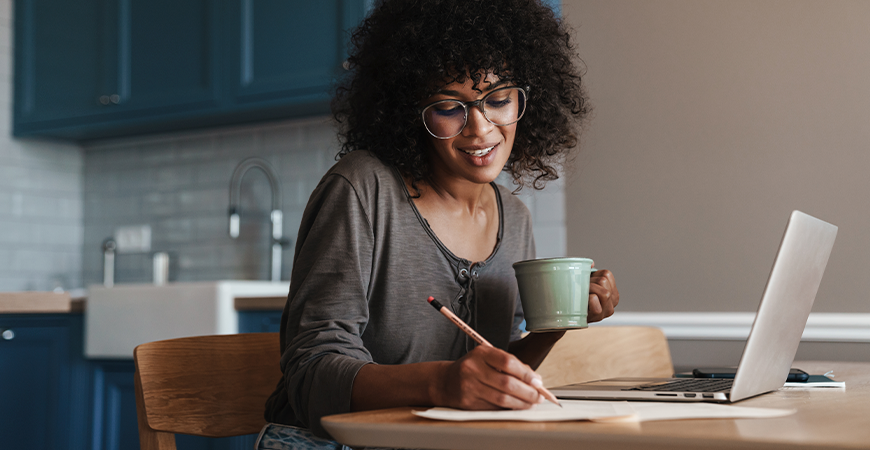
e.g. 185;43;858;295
591;312;870;342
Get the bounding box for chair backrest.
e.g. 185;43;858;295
535;326;674;388
134;333;281;450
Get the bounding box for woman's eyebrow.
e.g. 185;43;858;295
435;80;510;97
435;88;464;96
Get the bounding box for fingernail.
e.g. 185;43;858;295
531;377;543;388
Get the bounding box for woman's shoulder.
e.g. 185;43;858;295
494;183;532;218
326;150;396;184
316;150;405;208
493;182;535;257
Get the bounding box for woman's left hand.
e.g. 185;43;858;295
588;269;619;323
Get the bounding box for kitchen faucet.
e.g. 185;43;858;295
102;238;116;287
228;157;287;282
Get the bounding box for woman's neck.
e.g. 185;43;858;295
407;172;499;263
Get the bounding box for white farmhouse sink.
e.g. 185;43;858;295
85;281;290;358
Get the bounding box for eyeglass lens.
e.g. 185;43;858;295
422;87;526;139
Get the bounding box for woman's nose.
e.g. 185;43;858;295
462;106;494;137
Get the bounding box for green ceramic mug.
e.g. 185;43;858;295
512;257;595;332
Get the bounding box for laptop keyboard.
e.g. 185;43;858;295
628;378;734;393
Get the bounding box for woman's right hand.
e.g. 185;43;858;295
431;345;543;410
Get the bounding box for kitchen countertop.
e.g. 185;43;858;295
0;291;286;314
233;296;286;310
0;292;85;314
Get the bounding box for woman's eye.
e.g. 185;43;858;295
486;97;512;109
432;104;464;116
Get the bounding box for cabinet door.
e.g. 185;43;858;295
224;0;367;116
97;0;222;117
0;315;89;450
13;0;223;139
90;361;140;450
238;310;283;333
13;0;103;127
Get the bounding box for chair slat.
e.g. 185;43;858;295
535;326;674;388
134;333;281;438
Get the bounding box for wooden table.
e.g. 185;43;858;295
322;361;870;450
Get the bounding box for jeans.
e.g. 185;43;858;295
255;423;351;450
255;423;410;450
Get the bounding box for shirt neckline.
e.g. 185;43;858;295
394;167;504;268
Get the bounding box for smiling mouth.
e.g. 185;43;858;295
462;144;496;157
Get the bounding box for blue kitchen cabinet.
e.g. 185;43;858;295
0;309;282;450
99;0;222;114
0;314;90;450
12;0;104;127
13;0;368;141
237;309;283;333
222;0;363;119
90;360;141;450
14;0;222;140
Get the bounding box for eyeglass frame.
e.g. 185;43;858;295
419;85;531;139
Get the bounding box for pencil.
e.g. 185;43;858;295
426;296;562;408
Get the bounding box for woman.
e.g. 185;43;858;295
259;1;619;448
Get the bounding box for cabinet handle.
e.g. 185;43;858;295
1;328;14;340
98;95;121;105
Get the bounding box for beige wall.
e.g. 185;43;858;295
563;0;870;313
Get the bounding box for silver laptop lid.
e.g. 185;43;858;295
730;210;838;401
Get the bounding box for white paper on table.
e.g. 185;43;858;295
413;400;795;423
413;401;636;422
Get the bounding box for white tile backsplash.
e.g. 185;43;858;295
81;119;568;286
80;120;329;285
0;0;84;291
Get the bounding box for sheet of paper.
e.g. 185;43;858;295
413;400;795;423
413;401;636;422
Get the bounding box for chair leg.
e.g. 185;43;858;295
134;371;178;450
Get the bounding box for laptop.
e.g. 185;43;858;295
550;210;838;403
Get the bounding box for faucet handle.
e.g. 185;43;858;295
271;210;283;240
102;238;117;288
229;207;240;238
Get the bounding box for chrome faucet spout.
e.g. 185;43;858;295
228;157;286;281
102;238;117;288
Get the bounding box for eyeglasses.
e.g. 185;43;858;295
420;86;529;139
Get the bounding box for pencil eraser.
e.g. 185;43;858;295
427;296;435;303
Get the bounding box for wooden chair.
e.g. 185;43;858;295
133;333;281;450
535;326;674;388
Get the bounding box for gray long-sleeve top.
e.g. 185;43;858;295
264;150;535;438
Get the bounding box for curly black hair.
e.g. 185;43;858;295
332;0;589;191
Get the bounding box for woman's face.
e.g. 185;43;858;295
422;73;517;186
